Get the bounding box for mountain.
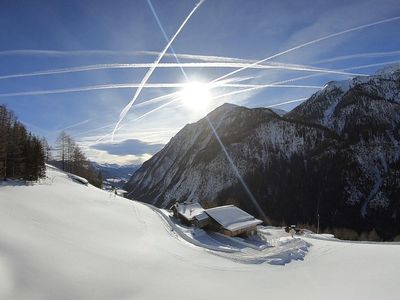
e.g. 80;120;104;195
92;162;139;189
124;65;400;239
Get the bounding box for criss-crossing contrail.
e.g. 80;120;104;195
209;59;400;103
77;59;399;129
209;15;400;84
123;59;400;124
99;77;249;111
111;0;205;140
125;0;266;221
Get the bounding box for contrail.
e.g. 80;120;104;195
133;91;181;108
209;15;400;84
315;50;400;64
0;49;150;57
0;62;365;81
112;0;205;139
266;98;308;108
0;83;322;98
143;50;255;63
73;123;115;137
0;83;190;97
132;97;181;122
339;59;400;72
0;48;252;63
60;119;91;131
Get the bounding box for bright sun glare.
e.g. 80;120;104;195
180;81;212;112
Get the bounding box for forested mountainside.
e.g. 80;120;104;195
125;65;400;239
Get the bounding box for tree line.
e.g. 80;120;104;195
0;105;102;188
0;105;46;181
51;131;102;188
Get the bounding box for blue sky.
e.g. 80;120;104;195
1;0;400;165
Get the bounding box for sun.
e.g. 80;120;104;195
180;81;212;112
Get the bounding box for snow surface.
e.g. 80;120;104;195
1;166;399;300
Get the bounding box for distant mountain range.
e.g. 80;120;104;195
92;162;139;189
124;64;400;239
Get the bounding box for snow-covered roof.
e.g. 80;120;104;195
205;205;262;232
175;202;207;221
115;189;128;195
68;174;89;185
194;211;210;222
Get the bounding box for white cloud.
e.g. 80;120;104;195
83;148;152;166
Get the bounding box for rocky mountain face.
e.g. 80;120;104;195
125;65;400;239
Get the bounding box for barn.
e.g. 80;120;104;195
172;202;262;237
172;202;211;228
204;205;262;237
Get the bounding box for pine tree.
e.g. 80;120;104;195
0;105;46;181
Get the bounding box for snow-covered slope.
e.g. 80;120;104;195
1;166;399;299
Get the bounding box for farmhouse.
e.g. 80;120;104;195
173;202;263;236
205;205;263;237
172;202;211;228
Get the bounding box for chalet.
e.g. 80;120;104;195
205;205;262;237
172;202;211;228
173;202;262;237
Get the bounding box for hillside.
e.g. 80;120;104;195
124;65;400;239
1;166;399;299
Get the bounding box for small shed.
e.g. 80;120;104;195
172;202;211;228
115;189;128;197
205;205;262;237
68;174;89;185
